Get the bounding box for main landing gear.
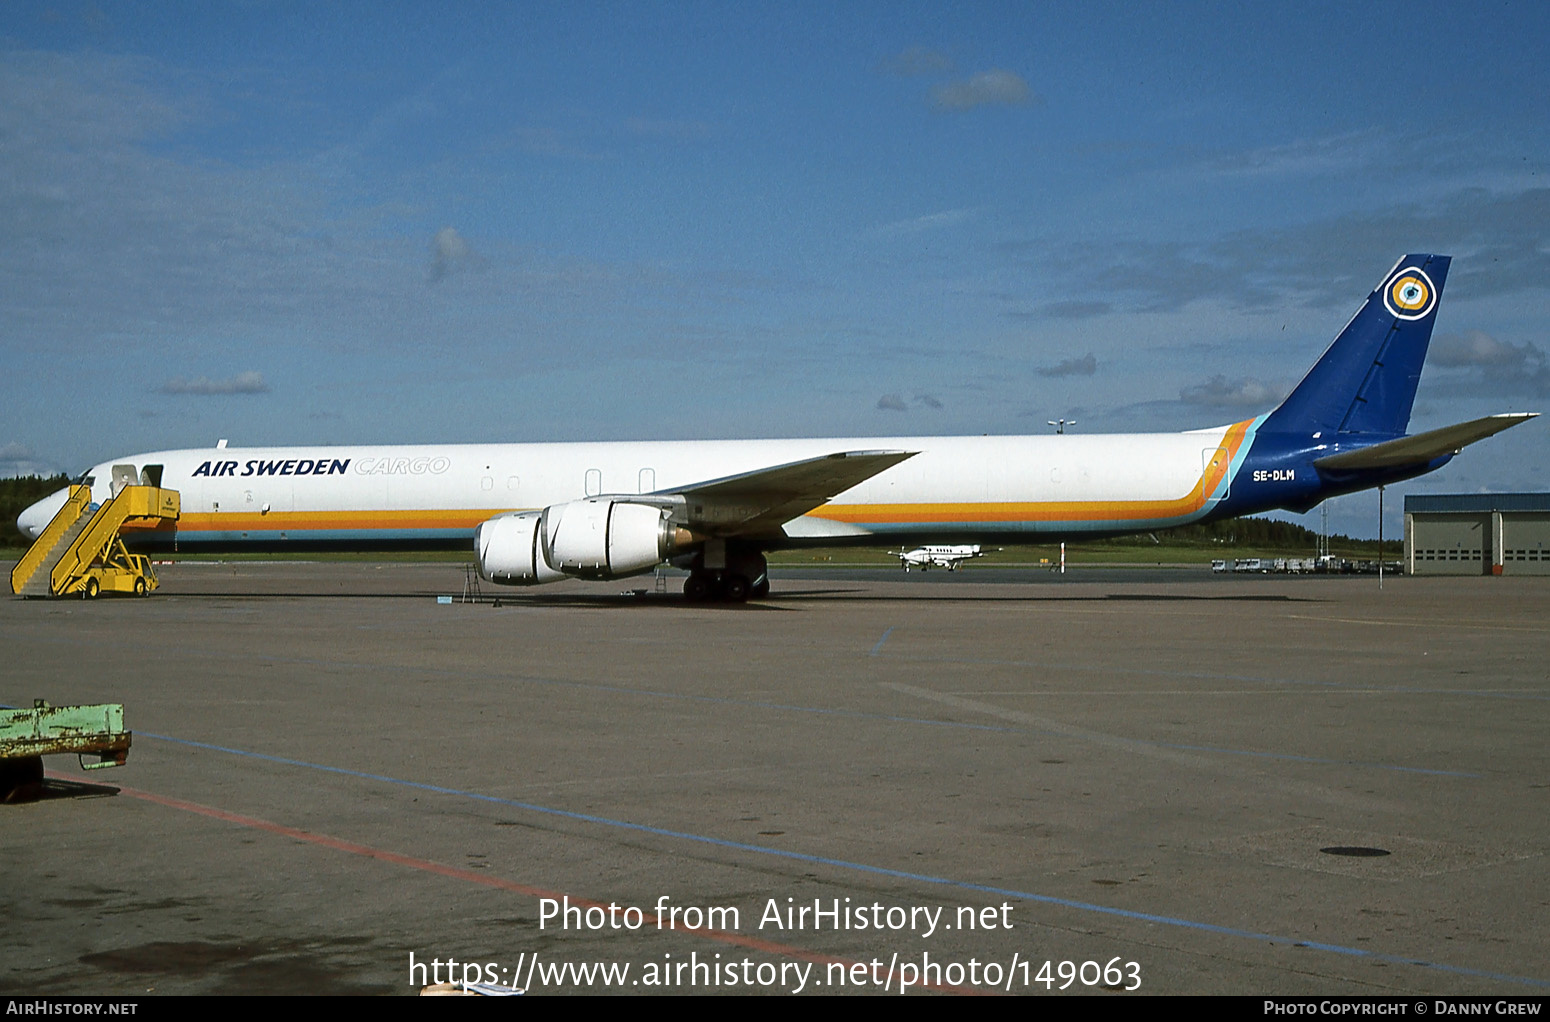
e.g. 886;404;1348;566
682;549;769;603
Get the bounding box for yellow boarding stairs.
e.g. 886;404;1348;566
11;485;180;598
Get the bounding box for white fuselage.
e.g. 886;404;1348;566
33;422;1254;548
900;545;983;570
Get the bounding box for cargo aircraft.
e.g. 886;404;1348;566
16;255;1537;601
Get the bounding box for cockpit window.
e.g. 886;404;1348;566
72;471;96;487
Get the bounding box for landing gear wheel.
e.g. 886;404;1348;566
134;577;148;597
84;578;100;600
721;574;750;603
0;755;44;804
684;573;714;602
683;549;769;603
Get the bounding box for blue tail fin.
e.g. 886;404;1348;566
1262;254;1450;436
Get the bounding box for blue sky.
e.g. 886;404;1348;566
2;1;1546;538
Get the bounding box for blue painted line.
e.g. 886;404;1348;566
0;668;1483;779
136;730;1548;990
869;626;895;657
0;643;1495;780
0;607;1486;779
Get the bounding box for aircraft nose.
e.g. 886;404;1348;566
17;487;70;541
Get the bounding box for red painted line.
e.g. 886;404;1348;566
51;773;981;994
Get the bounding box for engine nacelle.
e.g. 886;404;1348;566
540;498;680;579
475;511;566;586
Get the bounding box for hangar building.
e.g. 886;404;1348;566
1404;493;1550;575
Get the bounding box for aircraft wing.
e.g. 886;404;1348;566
1314;412;1538;471
659;449;916;537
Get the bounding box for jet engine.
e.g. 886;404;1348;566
540;498;688;579
474;511;565;585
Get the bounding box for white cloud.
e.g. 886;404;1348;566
876;392;942;412
1431;330;1539;368
513;125;611;161
1428;331;1550;397
879;47;954;77
1205;130;1387;178
430;227;482;282
1179;375;1283;409
873;208;976;237
626;118;712;140
1040;301;1111;321
992;188;1550;314
159;371;270;395
1037;353;1098;378
0;441;58;477
931;70;1034;111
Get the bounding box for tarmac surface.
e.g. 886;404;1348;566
3;561;1547;996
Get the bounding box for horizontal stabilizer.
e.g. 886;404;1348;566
1313;413;1538;470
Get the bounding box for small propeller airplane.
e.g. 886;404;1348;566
894;545;991;571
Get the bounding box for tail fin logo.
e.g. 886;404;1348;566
1384;266;1437;320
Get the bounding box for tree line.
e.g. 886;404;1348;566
0;474;69;548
